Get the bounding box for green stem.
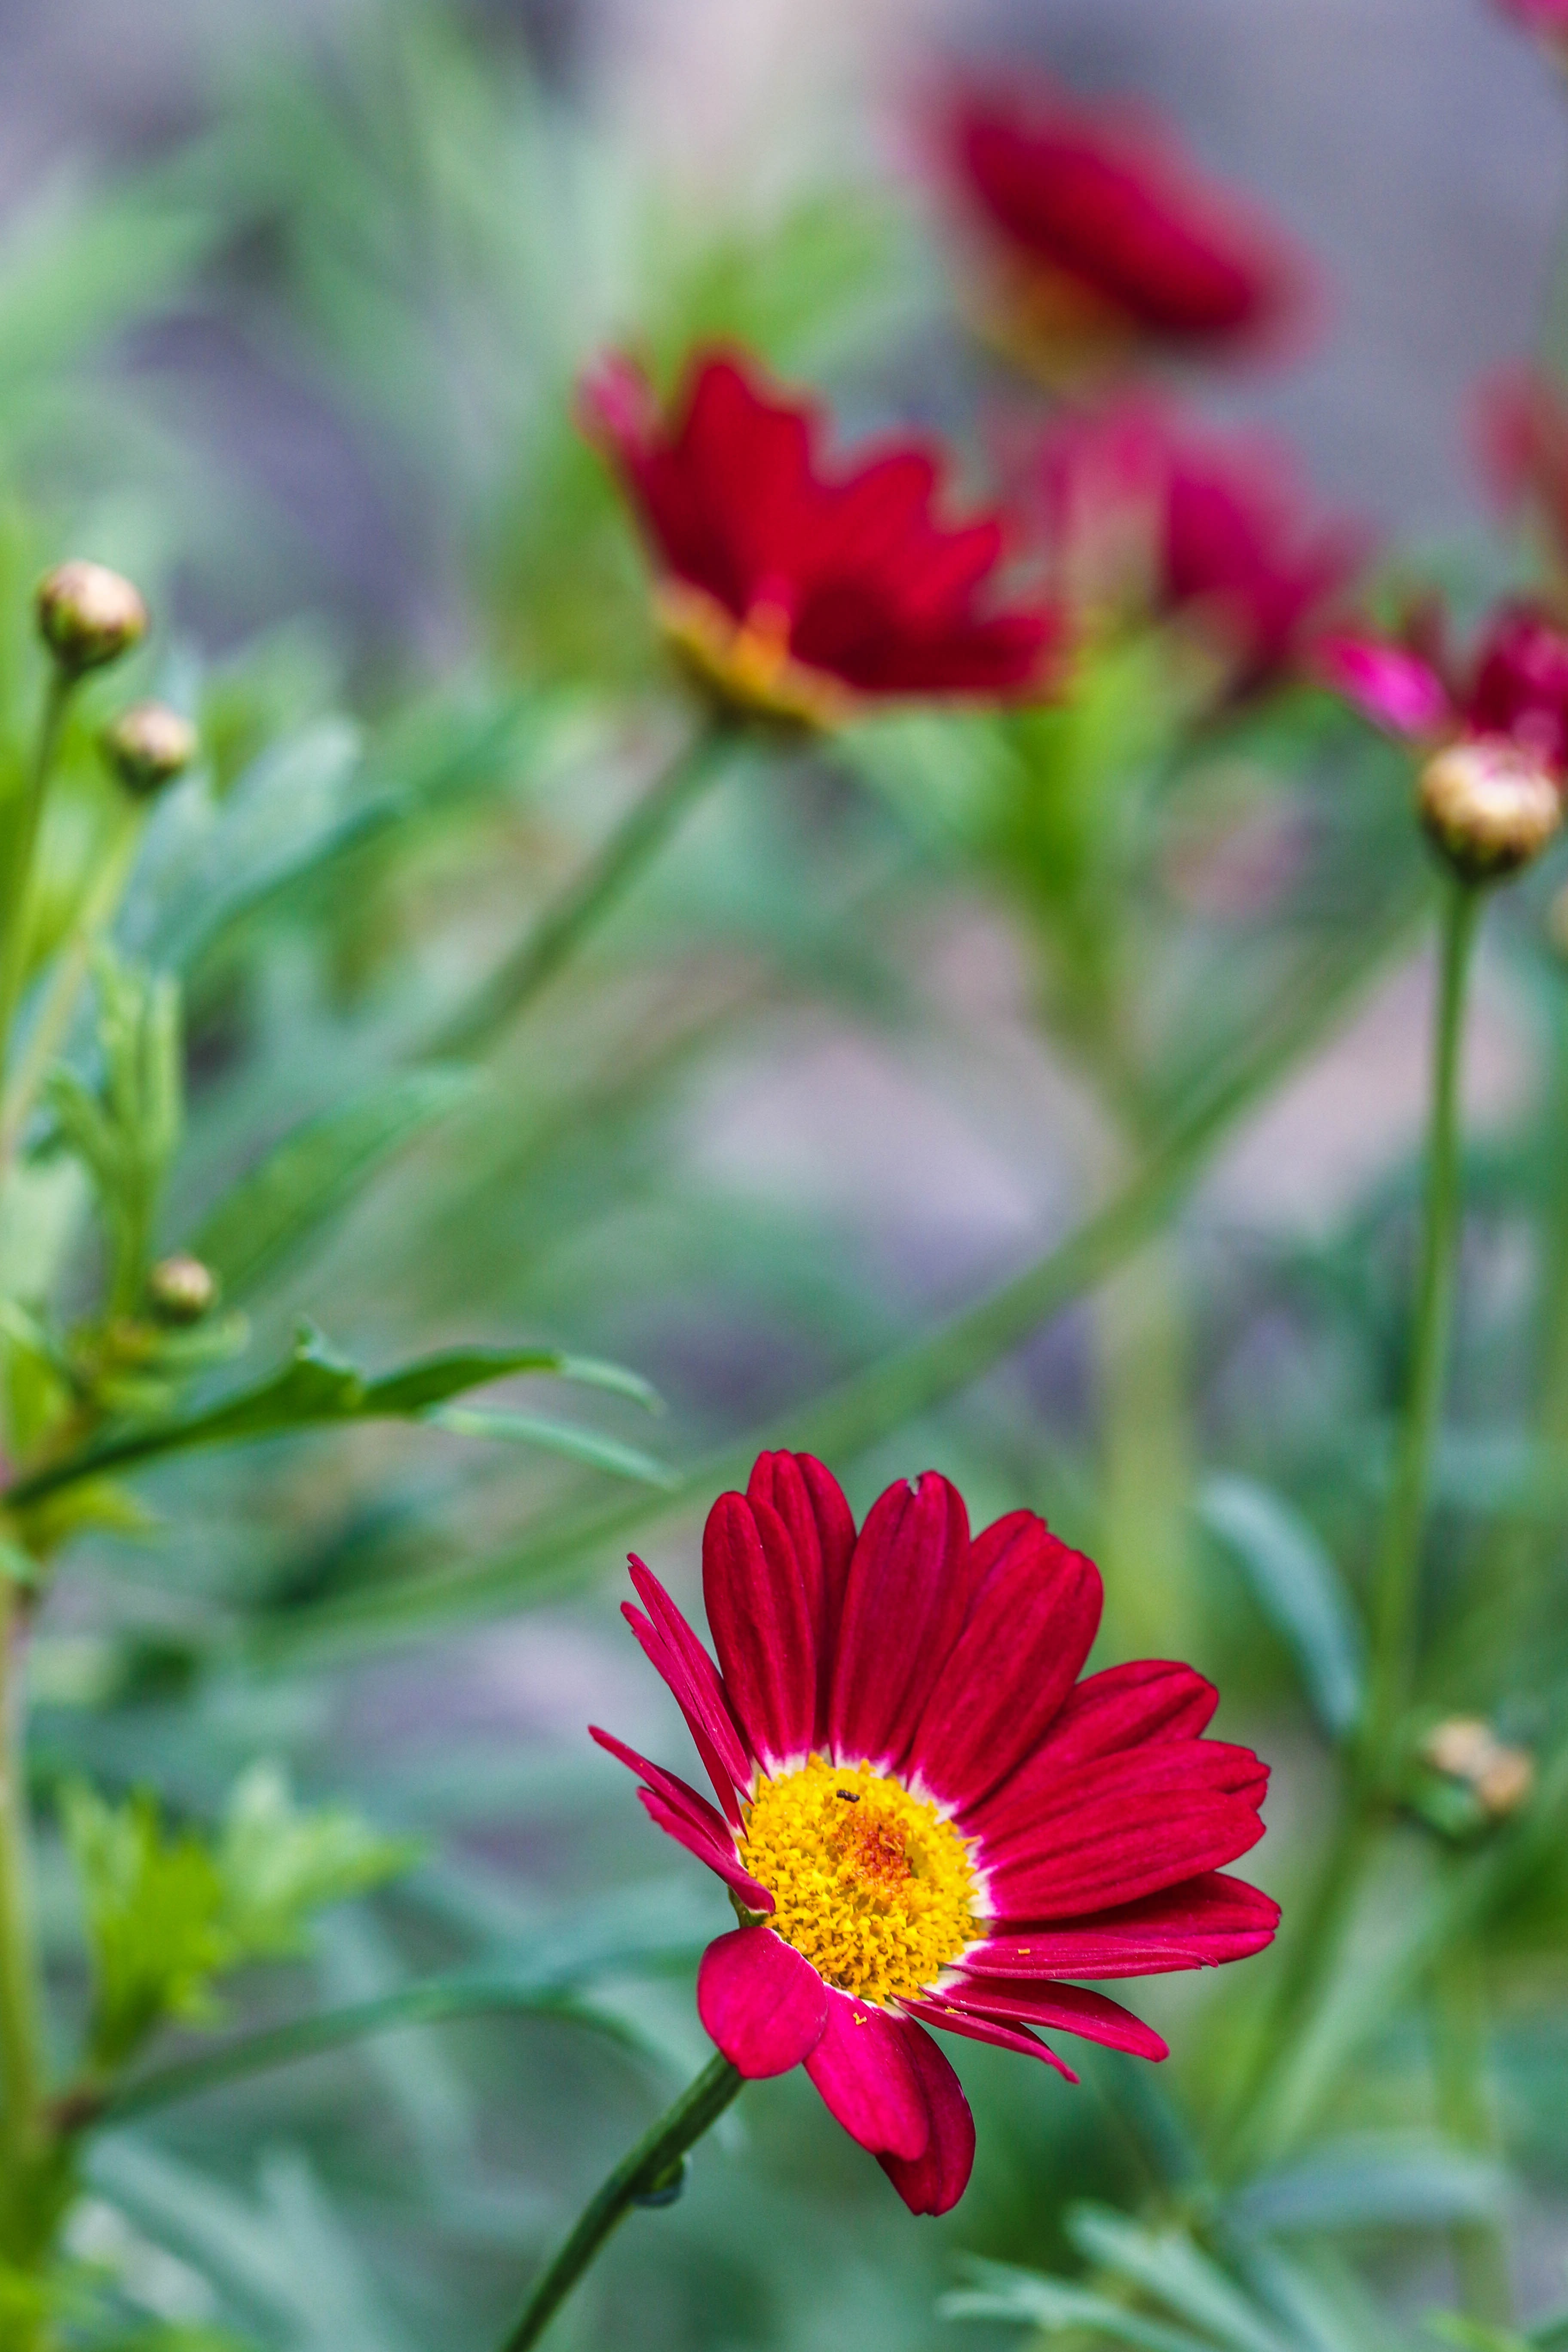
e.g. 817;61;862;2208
433;725;738;1058
0;804;142;1180
1431;1933;1512;2325
0;671;73;1093
1360;877;1482;1788
1093;1231;1192;1659
495;2052;743;2352
0;1588;44;2213
1222;880;1483;2180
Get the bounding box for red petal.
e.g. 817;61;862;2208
828;1473;971;1771
627;1556;753;1810
634;1788;776;1913
1032;1658;1219;1769
967;1873;1280;1978
908;1511;1101;1811
904;1997;1077;2081
1315;634;1452;738
804;1987;929;2161
876;2020;975;2216
745;1451;857;1744
697;1927;828;2077
702;1493;816;1770
946;1975;1167;2061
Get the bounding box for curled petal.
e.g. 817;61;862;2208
876;2021;975;2216
697;1927;828;2076
904;1997;1077;2081
968;1873;1280;1978
945;1975;1168;2060
909;1511;1101;1812
746;1451;857;1741
805;1987;929;2161
703;1493;816;1770
1316;633;1451;738
829;1472;971;1771
591;1726;772;1910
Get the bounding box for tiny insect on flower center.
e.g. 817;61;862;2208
737;1754;981;2006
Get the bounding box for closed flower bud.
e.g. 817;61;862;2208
1421;1715;1534;1820
1417;735;1562;882
35;560;147;675
101;701;197;798
146;1253;218;1324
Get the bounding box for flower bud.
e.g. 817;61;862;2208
146;1253;219;1325
34;560;147;675
1421;1715;1534;1820
1418;735;1562;882
101;701;197;798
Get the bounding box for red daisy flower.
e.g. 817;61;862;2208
1029;395;1365;697
592;1454;1277;2217
1319;600;1568;778
938;77;1312;382
580;348;1059;729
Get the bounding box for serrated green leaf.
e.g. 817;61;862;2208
186;1067;481;1301
1199;1474;1366;1740
9;1325;658;1505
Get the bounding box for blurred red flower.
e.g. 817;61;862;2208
1320;600;1568;777
581;349;1060;727
938;77;1313;380
1494;0;1568;39
1477;364;1568;567
1026;395;1364;696
595;1452;1276;2216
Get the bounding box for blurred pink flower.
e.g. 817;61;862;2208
1023;395;1364;695
937;75;1314;380
1320;600;1568;777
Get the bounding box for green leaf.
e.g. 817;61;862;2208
1067;2208;1292;2352
428;1405;677;1487
8;1325;658;1505
214;1763;416;1960
62;1782;230;2073
1199;1474;1366;1740
187;1069;482;1301
1227;2134;1506;2234
940;2260;1219;2352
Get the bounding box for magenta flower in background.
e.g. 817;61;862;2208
580;347;1060;728
1477;364;1568;562
937;75;1314;381
1024;395;1365;696
594;1452;1277;2216
1320;600;1568;777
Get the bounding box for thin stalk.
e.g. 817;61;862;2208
433;725;738;1058
495;2052;743;2352
0;803;141;1179
1093;1233;1193;1659
1222;879;1483;2179
0;671;73;1091
0;1587;43;2205
1361;876;1482;1786
1431;1934;1512;2326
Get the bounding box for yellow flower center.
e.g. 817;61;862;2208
737;1754;981;2006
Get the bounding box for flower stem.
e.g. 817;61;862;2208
0;1584;44;2232
1360;875;1482;1788
495;2052;743;2352
0;670;74;1093
1093;1233;1193;1660
1431;1931;1512;2326
434;723;739;1058
1221;878;1482;2179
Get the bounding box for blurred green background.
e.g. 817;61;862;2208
3;2;1568;2347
